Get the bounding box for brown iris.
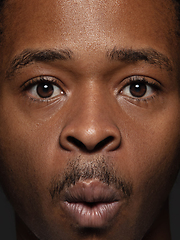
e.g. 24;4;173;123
36;82;54;98
130;82;147;97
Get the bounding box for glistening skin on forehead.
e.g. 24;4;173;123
0;0;179;240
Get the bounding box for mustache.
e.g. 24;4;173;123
49;156;133;200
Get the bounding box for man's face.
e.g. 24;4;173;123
0;0;180;239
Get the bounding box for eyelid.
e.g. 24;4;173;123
119;76;162;93
21;75;66;101
21;75;65;91
122;76;161;88
118;75;161;102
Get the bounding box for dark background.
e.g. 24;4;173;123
0;172;180;240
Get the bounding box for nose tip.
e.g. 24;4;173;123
59;123;121;152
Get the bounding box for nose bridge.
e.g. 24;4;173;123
59;80;121;152
78;82;109;125
70;79;111;127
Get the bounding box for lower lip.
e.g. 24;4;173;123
63;201;120;228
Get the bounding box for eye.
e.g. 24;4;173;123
121;81;154;99
30;82;63;99
23;77;65;100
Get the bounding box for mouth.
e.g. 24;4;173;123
61;179;123;228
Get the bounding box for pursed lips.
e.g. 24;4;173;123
60;179;126;228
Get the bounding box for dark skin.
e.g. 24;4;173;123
0;0;180;239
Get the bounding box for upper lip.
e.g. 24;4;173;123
62;179;122;203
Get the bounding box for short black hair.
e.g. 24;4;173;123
0;0;5;38
0;0;5;15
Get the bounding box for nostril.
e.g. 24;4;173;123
66;136;116;152
94;136;115;151
67;136;87;150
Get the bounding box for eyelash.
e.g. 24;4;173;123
120;76;161;102
22;76;59;88
21;75;161;105
21;76;65;102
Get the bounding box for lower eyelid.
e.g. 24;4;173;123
25;81;65;100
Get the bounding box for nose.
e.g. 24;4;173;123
60;122;121;152
59;100;121;153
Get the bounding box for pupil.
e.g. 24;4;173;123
37;82;54;98
130;82;147;97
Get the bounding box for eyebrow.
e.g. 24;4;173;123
6;48;73;78
6;46;172;79
107;47;173;71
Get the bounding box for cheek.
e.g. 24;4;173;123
112;118;180;239
0;91;66;215
0;115;73;238
126;115;180;197
0;115;55;215
114;99;180;217
118;95;180;184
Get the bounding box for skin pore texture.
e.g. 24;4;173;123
0;0;180;239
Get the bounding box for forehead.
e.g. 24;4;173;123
1;0;179;66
